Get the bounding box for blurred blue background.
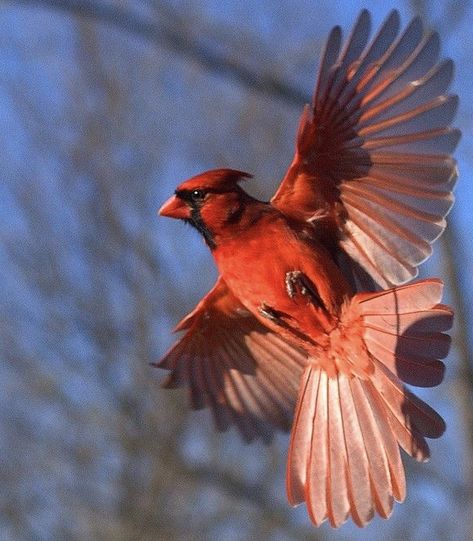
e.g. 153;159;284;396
0;1;472;539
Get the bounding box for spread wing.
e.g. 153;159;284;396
154;277;308;443
271;10;460;288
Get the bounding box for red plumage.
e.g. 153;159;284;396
157;10;458;527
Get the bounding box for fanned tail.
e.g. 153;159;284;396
286;278;452;527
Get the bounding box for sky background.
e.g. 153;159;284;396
0;1;472;540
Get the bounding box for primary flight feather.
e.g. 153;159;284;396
156;10;458;527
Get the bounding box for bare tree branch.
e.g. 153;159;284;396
409;1;473;536
6;0;309;105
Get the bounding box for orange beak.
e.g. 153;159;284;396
158;195;190;219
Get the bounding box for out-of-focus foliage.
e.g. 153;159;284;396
0;1;472;540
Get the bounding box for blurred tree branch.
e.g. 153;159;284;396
410;0;473;534
175;461;317;540
6;0;309;105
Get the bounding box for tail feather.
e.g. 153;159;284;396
287;368;320;507
365;326;451;359
357;276;444;310
363;304;453;333
366;339;445;387
326;375;351;526
306;370;329;525
371;358;445;440
338;375;373;525
351;377;400;513
286;279;452;527
365;377;430;462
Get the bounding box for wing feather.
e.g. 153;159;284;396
272;10;459;288
155;277;308;442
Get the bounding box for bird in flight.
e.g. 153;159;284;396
156;9;459;527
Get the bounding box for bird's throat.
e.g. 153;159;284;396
187;207;216;250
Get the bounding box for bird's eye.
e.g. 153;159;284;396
190;189;206;202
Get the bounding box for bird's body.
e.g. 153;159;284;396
157;10;459;528
213;201;349;341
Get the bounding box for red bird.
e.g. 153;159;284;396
157;10;459;527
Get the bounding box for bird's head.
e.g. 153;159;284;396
159;168;253;249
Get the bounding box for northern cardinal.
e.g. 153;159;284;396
156;10;458;527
